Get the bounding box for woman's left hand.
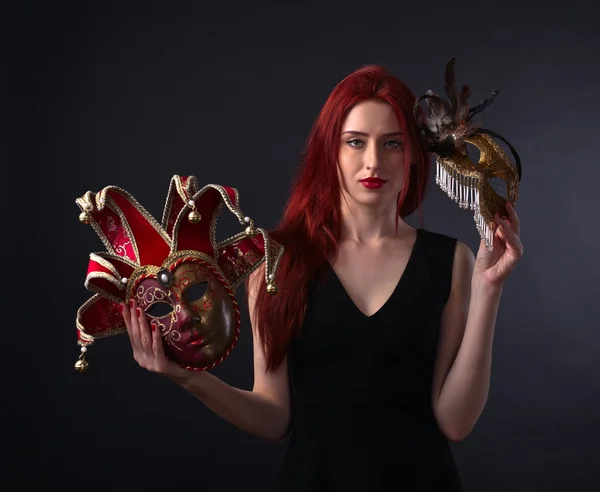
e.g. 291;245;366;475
473;201;524;287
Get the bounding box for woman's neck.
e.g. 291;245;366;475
338;197;411;244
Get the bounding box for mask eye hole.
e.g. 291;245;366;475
466;145;482;167
146;302;173;318
488;176;507;199
185;281;208;303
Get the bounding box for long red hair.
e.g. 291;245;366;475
248;65;431;372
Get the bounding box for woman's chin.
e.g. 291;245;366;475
350;191;396;208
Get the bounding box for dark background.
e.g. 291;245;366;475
9;1;600;491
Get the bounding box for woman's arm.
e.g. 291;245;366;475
178;363;291;442
431;204;523;441
430;241;502;441
123;266;291;442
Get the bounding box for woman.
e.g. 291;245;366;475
122;65;523;490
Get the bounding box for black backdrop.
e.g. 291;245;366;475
9;1;600;491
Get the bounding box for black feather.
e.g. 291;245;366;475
444;57;459;116
456;84;471;122
468;90;500;121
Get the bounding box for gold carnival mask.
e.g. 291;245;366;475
414;57;522;250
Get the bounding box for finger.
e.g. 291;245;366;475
128;299;142;352
505;201;520;236
121;302;134;345
505;231;524;258
137;306;153;355
492;224;506;250
119;302;135;358
495;215;523;257
495;223;505;241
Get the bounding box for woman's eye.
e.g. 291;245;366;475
346;139;364;148
346;139;402;149
185;281;208;303
385;140;402;148
146;302;173;318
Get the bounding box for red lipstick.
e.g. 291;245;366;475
359;177;387;189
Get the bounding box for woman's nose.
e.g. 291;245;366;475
365;145;382;171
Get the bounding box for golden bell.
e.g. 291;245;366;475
266;282;278;295
74;358;89;372
188;210;202;224
79;211;92;224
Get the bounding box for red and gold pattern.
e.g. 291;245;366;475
75;175;284;372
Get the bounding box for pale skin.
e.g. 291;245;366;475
122;99;523;443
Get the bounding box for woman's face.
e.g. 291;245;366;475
337;99;406;209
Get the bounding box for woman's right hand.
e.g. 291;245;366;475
121;299;194;385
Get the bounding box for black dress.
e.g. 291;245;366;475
276;228;464;491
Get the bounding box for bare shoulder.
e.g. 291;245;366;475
418;229;474;279
454;240;475;261
454;240;475;266
451;240;475;291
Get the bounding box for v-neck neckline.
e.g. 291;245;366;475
327;228;422;319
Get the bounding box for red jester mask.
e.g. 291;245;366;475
74;175;283;372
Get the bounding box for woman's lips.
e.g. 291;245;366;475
359;177;387;189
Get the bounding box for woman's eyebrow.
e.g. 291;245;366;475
341;130;403;137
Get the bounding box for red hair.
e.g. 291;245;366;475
247;65;431;372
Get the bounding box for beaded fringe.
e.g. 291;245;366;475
435;159;494;251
